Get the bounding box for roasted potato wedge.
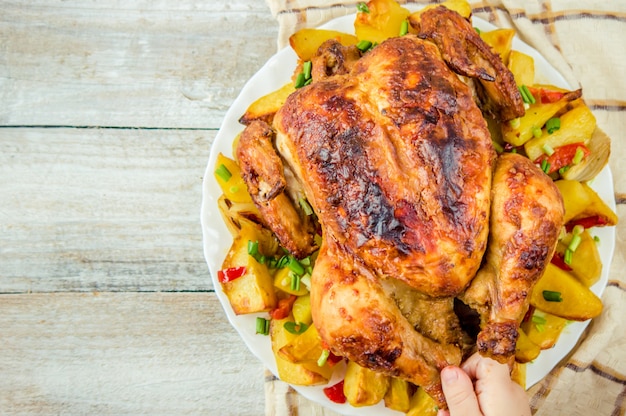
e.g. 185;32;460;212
568;182;618;227
502;89;582;146
291;294;312;325
343;360;390;407
511;362;526;389
407;387;439;416
220;223;278;314
521;310;568;350
524;104;596;162
214;153;255;204
355;0;410;43
270;317;333;385
507;50;535;86
217;195;262;237
555;179;594;223
384;377;412;413
556;230;602;287
515;327;541;363
239;82;295;126
480;29;515;64
289;28;358;61
278;323;324;364
530;263;603;321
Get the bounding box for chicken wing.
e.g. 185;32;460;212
236;120;318;258
413;6;525;121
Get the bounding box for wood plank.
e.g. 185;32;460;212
0;291;265;415
0;127;216;293
0;1;279;128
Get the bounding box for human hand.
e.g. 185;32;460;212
437;352;531;416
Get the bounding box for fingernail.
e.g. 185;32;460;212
441;367;458;383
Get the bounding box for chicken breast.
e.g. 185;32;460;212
275;35;495;298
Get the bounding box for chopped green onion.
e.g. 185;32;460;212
558;166;570;176
299;197;314;216
572;147;585;165
247;240;258;256
290;273;301;292
542;290;563;302
356;40;373;52
509;118;521;129
568;234;582;252
593;235;601;244
300;257;311;267
474;27;481;34
399;20;409;36
300;274;312;290
492;140;504;154
287;256;305;276
518;85;536;105
247;240;267;264
532;126;543;139
572;224;585;236
542;143;555;156
303;61;312;80
256;317;270;335
540;159;551;174
546;117;561;134
532;315;547;325
564;248;573;265
275;255;289;269
284;321;308;335
356;2;370;13
511;148;518;154
215;164;232;182
229;186;239;194
317;349;330;367
295;72;306;89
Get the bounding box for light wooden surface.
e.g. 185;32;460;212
1;1;278;415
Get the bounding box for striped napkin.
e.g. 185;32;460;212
261;1;626;414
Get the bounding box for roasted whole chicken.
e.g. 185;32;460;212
236;6;564;408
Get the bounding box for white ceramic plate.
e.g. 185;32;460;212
201;10;616;416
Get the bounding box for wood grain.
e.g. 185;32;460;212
0;1;279;128
0;127;214;293
0;292;265;416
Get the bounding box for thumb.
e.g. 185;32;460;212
440;366;483;416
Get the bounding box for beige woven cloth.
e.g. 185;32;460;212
261;1;626;414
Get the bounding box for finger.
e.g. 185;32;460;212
440;366;483;416
461;352;511;384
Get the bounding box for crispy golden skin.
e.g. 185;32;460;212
237;16;558;408
276;35;494;298
413;6;525;121
236;120;318;258
272;35;494;407
461;153;564;363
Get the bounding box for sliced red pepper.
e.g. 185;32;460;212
323;380;346;404
534;142;590;174
527;87;567;104
217;266;247;283
566;215;608;232
551;252;573;271
269;295;297;320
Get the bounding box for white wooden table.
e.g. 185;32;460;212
0;1;278;414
